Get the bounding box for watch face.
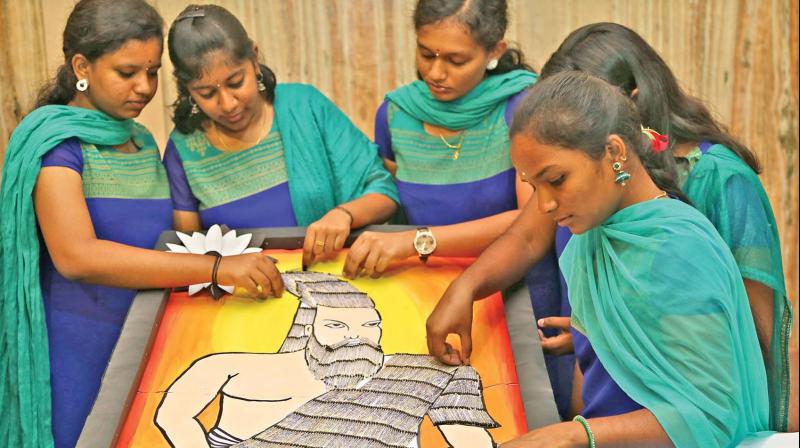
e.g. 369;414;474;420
414;234;436;255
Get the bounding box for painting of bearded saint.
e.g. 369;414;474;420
154;272;499;448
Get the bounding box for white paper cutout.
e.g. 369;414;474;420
166;224;262;296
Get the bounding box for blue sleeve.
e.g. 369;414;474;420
162;139;199;212
40;138;83;174
374;100;394;161
504;89;530;127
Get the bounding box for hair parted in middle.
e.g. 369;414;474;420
167;4;277;134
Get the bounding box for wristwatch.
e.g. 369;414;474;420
413;227;437;262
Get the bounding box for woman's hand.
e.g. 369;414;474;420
500;422;587;448
426;280;476;366
538;316;575;355
342;230;417;278
216;253;283;299
302;207;353;268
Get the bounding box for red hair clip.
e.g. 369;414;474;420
641;126;669;153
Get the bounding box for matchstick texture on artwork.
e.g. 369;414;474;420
154;272;499;448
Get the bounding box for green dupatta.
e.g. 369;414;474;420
561;199;769;447
385;70;537;130
682;144;793;431
272;84;399;225
0;105;136;447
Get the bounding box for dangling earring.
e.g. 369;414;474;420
76;79;88;92
612;158;631;186
189;96;199;115
486;59;499;70
256;72;267;92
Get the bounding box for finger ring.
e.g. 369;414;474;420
256;285;263;293
315;240;325;246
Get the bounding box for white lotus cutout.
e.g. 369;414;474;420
166;224;262;297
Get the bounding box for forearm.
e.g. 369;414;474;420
340;193;397;228
743;279;775;359
53;239;216;289
505;409;671;448
452;207;556;301
429;210;519;258
586;409;672;447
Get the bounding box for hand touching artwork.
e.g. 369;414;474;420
166;225;283;299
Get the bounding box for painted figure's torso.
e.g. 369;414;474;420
214;351;326;438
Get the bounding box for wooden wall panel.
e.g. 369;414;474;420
0;0;797;298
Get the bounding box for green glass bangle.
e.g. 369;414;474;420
573;415;596;448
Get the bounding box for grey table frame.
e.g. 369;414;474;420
77;226;558;447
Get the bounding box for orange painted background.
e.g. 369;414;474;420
116;249;526;447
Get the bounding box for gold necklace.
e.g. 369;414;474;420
212;105;270;151
653;191;669;199
439;133;466;160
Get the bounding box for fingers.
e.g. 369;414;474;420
342;235;369;278
333;230;347;251
362;248;382;278
256;257;284;297
459;331;472;365
427;331;461;366
440;343;463;366
248;269;272;299
539;333;574;356
537;316;571;331
237;277;261;299
303;222;350;269
302;228;316;268
372;256;390;279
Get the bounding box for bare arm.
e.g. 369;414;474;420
501;408;671;448
155;356;235;447
452;195;556;299
34;167;282;296
173;210;202;233
438;425;493;447
743;279;799;431
426;197;556;365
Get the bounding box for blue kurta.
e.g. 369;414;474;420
39;132;171;447
164;83;398;229
163;119;298;229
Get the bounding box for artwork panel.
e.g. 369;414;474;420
117;249;525;447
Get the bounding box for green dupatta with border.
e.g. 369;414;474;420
0;105;136;447
682;144;793;431
561;199;770;447
385;69;537;130
272;84;399;225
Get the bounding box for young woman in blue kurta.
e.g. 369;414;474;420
428;71;770;447
342;0;564;418
162;5;399;270
538;22;796;432
0;2;280;446
343;0;557;279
